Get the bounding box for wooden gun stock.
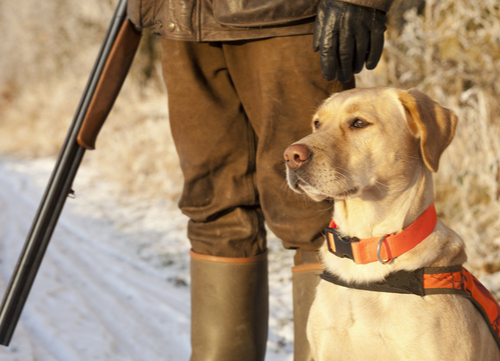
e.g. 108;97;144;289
77;19;141;150
0;0;141;346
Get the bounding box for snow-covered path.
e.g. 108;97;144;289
0;158;294;360
0;159;191;360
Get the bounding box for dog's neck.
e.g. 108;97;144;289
333;165;434;240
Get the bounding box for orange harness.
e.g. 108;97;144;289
321;266;500;349
323;205;500;348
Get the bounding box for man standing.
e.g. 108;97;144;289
127;0;392;360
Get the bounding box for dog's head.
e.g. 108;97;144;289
284;87;457;202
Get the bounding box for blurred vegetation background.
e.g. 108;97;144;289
1;0;500;280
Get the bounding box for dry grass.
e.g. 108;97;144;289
0;0;182;200
357;0;500;274
1;0;500;275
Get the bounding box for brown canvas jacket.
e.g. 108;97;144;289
127;0;393;42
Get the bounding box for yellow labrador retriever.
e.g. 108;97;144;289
284;87;500;361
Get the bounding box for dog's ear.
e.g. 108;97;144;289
398;88;458;172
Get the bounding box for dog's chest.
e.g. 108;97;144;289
309;282;489;360
318;285;411;332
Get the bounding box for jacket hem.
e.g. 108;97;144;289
160;21;315;42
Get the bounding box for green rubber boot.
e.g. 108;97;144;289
292;250;324;361
190;250;269;361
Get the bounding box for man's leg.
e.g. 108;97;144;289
223;35;354;252
222;35;354;360
161;39;268;361
161;39;265;258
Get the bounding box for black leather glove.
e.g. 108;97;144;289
313;0;387;83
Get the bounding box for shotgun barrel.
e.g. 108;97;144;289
0;0;141;345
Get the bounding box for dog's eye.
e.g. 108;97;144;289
314;120;321;130
351;119;368;129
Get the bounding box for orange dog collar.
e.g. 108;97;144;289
325;204;438;264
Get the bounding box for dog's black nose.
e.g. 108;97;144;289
284;144;311;170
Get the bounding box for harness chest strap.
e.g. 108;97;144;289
325;204;438;264
321;266;500;350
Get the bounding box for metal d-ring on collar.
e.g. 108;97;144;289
377;235;391;264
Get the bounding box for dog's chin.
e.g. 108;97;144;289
330;186;360;200
302;189;329;202
306;185;360;202
291;178;359;202
296;182;330;202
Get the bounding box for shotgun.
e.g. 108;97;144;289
0;0;142;345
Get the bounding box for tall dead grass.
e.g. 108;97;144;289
357;0;500;275
1;0;500;275
0;0;182;200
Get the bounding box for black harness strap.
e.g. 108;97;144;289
321;268;426;296
321;266;500;350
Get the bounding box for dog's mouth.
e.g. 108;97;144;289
293;178;358;202
287;167;360;201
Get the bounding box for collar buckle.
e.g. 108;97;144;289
325;227;359;260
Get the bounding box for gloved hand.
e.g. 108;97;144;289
313;0;387;83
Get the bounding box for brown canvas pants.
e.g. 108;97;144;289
161;35;354;258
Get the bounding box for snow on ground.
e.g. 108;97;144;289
0;157;296;361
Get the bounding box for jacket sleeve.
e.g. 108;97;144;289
127;0;164;30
